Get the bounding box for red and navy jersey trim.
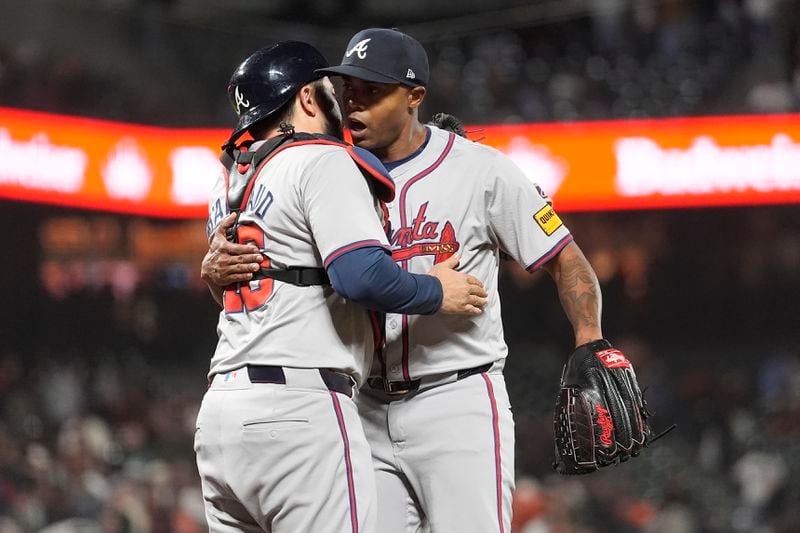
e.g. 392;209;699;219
384;127;432;171
397;132;456;231
524;233;574;272
397;132;456;381
324;240;389;268
329;392;359;533
481;373;506;533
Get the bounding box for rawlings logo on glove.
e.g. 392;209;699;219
596;348;631;368
552;339;675;475
595;405;614;447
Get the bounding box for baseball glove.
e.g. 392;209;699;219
553;339;673;475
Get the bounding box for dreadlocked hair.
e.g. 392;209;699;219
427;112;467;138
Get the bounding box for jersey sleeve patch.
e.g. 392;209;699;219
534;205;563;236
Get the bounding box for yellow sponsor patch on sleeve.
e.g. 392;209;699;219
534;205;563;236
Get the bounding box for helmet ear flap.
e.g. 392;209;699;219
224;41;329;147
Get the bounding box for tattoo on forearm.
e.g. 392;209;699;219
554;253;602;331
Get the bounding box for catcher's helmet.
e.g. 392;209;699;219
225;41;329;146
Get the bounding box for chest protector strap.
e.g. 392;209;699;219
219;134;395;287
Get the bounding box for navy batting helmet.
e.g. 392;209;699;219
225;41;329;146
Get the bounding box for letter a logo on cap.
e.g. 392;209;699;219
406;69;415;79
346;38;371;59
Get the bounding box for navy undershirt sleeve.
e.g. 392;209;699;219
326;246;443;315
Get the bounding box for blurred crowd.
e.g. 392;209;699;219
0;349;207;533
424;0;800;123
0;1;799;126
0;205;798;532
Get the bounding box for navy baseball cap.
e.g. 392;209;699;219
317;28;429;87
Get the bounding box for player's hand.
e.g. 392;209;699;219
428;254;488;316
201;213;263;287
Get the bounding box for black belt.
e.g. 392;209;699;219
245;366;353;397
366;363;493;396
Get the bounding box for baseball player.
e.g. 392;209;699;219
195;41;487;533
314;28;606;533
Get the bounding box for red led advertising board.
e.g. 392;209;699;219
2;107;799;217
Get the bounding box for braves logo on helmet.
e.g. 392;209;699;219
234;86;251;115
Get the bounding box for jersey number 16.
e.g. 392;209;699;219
223;224;273;314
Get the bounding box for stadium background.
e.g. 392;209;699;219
1;1;799;531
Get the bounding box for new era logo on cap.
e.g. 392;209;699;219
317;28;429;87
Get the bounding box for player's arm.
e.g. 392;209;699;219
486;151;602;346
541;242;603;347
200;229;483;314
326;247;483;315
308;151;485;316
201;228;484;314
201;213;264;308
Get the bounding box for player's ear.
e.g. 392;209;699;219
408;86;426;109
298;84;316;117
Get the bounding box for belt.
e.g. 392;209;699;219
243;366;353;397
366;363;493;396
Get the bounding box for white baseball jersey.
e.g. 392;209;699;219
206;141;390;385
379;125;573;381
